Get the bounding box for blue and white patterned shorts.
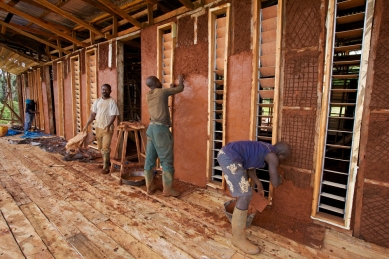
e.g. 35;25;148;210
217;149;252;197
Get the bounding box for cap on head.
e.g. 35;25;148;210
26;99;32;104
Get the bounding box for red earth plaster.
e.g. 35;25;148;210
225;52;253;142
173;74;209;186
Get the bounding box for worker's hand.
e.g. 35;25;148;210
178;74;184;84
258;189;265;196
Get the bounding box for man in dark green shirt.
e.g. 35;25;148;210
144;75;184;197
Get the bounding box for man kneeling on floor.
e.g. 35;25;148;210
217;140;291;255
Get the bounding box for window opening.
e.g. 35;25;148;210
313;0;375;228
57;62;65;137
207;4;230;188
70;56;81;136
123;39;141;122
85;49;98;146
253;0;279;199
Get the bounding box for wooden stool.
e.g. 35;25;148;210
110;122;146;184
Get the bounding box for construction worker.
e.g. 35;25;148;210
83;84;119;174
144;74;184;197
24;99;38;133
217;140;291;254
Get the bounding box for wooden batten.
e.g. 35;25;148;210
261;30;277;43
262;17;277;31
259;66;275;77
261;42;276;55
261;5;277;20
260;54;276;67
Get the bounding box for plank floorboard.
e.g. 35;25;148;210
1;138;389;259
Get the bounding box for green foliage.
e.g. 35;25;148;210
0;101;21;124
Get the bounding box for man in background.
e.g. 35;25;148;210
24;99;38;133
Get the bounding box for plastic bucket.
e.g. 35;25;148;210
0;126;8;137
223;199;257;228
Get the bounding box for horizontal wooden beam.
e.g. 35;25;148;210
0;2;87;47
179;0;195;9
97;0;142;28
0;20;70;54
33;0;110;39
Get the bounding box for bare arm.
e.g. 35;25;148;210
247;168;265;194
82;112;96;131
264;152;283;187
168;74;184;94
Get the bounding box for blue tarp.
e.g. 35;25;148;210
21;131;52;139
4;129;23;136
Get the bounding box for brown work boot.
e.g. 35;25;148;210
231;208;260;254
162;171;180;197
101;169;110;174
144;170;156;195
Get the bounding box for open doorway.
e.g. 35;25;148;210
123;38;141;122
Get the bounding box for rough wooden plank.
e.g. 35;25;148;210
0;173;31;206
58;191;192;259
96;220;164;259
0;185;52;257
67;233;107;259
322;229;389;259
47;196;136;259
0;210;25;259
19;202;81;258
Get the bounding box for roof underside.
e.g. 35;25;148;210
0;0;197;74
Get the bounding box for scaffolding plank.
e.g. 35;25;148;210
332;74;359;79
216;17;226;28
259;90;274;99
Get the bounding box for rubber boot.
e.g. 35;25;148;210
162;171;180;197
101;152;110;174
144;170;156;195
231;208;260;255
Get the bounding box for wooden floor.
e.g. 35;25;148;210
1;138;389;259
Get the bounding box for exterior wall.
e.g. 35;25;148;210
17;0;389;248
355;0;389;248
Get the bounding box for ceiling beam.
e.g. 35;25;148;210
147;3;153;25
9;22;62;40
1;0;19;34
96;0;142;28
79;0;117;17
0;20;70;54
178;0;195;9
73;1;146;30
0;1;87;47
0;43;42;64
32;0;110;39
